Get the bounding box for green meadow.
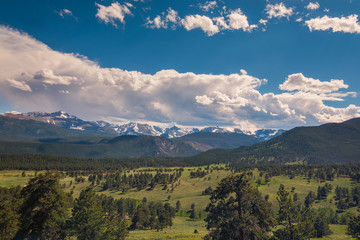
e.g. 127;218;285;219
0;167;357;240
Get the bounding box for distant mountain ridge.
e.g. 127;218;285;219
173;132;261;152
0;135;200;158
0;114;263;158
2;111;285;140
194;117;360;165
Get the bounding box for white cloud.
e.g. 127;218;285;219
0;26;359;129
279;73;348;94
6;78;32;92
306;2;320;10
166;8;180;23
305;15;360;34
227;9;257;31
146;8;256;35
146;8;180;29
181;15;219;36
200;1;217;12
95;2;132;27
33;69;78;85
259;19;268;25
195;95;214;105
56;9;77;19
214;16;229;29
266;3;294;19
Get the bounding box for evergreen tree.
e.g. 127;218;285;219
304;191;316;208
18;171;71;239
103;214;128;240
176;200;181;212
204;173;274;240
313;215;332;237
189;203;196;220
71;187;128;240
131;205;151;230
347;215;360;239
274;184;314;240
0;198;20;240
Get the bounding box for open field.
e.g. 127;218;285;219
0;167;358;240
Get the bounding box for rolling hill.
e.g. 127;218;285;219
173;132;260;151
194;117;360;166
0;135;200;158
0;115;85;141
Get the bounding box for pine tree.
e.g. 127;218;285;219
204;173;274;240
189;203;196;220
313;215;332;237
71;187;108;240
176;200;181;212
274;184;315;240
18;171;71;239
347;215;360;239
0;198;20;240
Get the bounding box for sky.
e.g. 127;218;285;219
0;0;359;130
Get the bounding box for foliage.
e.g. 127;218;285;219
0;197;20;240
190;169;208;178
347;215;360;239
18;171;72;239
196;117;360;166
131;202;175;231
273;184;314;240
102;170;182;191
204;173;274;240
71;187;128;240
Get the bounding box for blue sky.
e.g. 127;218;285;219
0;0;359;130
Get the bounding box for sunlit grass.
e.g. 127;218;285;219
0;167;357;240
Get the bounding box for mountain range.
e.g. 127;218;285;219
1;111;360;165
0;112;267;158
194;117;360;165
2;111;285;140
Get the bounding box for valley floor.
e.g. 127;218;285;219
0;168;358;240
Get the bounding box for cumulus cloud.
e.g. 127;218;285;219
195;95;214;105
227;9;257;31
95;2;132;27
266;3;294;19
56;9;77;20
305;14;360;34
182;8;256;35
146;8;256;35
306;2;320;10
33;69;78;85
181;15;220;36
145;8;180;29
6;78;32;92
0;26;359;129
259;19;268;25
200;1;217;12
279;73;348;94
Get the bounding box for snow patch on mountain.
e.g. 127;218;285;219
7;111;285;141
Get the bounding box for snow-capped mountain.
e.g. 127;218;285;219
4;111;285;141
18;111;117;135
116;122;164;136
161;126;200;138
254;129;286;141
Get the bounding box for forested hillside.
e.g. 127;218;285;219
194;118;360;166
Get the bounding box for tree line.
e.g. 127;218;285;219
0;171;177;240
204;173;360;240
101;170;182;191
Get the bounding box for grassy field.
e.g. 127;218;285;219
0;167;358;240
